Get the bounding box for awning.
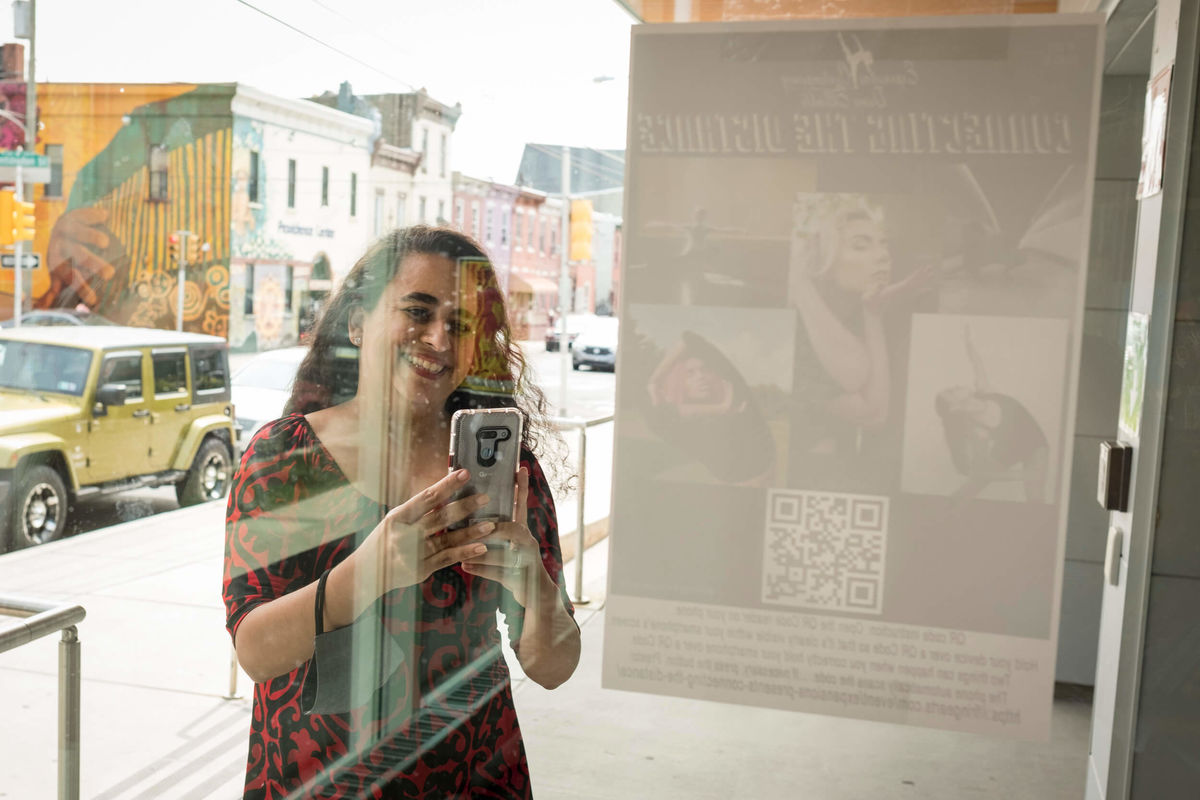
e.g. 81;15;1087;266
508;274;560;294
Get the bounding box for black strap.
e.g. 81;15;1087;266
314;568;332;636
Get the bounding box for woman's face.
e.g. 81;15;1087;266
354;253;480;417
682;357;721;402
831;216;892;295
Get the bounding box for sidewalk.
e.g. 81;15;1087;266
0;499;1090;799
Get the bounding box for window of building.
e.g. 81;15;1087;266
244;263;255;316
397;192;407;227
421;128;429;173
472;201;481;239
500;207;509;246
527;212;535;249
321;166;329;207
440;133;447;178
287;159;296;209
285;265;293;312
148;144;169;201
151;350;188;396
550;229;557;256
249;150;260;204
485;206;493;243
419;196;427;223
437;199;445;224
515;208;524;249
350;172;357;217
43;144;63;199
454;198;464;229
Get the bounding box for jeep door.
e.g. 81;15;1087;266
145;348;192;472
86;349;152;482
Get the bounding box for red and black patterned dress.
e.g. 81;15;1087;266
223;414;573;799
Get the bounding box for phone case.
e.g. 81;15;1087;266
448;408;523;529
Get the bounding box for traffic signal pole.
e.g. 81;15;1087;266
558;146;571;414
13;164;22;326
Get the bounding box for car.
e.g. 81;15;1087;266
0;309;118;328
545;313;594;352
572;316;619;371
232;346;308;451
0;325;236;552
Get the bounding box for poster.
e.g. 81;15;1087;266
604;15;1103;740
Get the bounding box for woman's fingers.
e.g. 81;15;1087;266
418;492;490;535
390;469;471;524
513;467;529;522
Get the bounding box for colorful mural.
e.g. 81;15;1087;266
0;84;235;337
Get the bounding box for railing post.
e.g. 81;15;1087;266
58;626;81;800
225;643;241;700
572;422;590;606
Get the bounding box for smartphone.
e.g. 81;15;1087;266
448;407;523;531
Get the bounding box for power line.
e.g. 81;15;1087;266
232;0;414;91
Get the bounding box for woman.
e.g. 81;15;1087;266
646;330;774;485
935;326;1049;503
223;226;581;799
789;194;930;457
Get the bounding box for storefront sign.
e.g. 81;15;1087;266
605;15;1103;741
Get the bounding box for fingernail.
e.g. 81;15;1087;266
478;522;496;533
455;469;469;481
475;494;490;506
470;544;487;556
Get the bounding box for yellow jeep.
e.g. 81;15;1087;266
0;326;236;551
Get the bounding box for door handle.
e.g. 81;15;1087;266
132;409;150;418
175;403;191;412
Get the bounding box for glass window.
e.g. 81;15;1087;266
0;341;92;396
454;198;464;229
44;144;63;198
285;265;293;312
350;172;357;217
472;200;481;239
485;206;493;243
190;346;229;401
321;166;329;206
148;145;168;201
437;199;445;224
440;132;447;177
421;128;429;173
99;354;144;399
152;351;188;395
500;207;509;245
249;150;260;204
287;159;297;209
419;196;427;223
244;263;255;316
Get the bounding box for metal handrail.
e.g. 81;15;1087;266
550;413;614;605
0;594;86;800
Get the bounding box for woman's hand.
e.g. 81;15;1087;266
460;468;548;607
341;469;497;614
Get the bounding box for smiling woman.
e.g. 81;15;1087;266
223;226;580;799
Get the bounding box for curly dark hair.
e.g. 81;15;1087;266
285;225;568;484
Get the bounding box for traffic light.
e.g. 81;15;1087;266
569;198;594;262
184;234;201;264
0;190;13;246
167;233;180;265
14;198;34;242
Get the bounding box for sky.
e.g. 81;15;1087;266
0;0;636;181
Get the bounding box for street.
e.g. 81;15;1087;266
53;339;616;543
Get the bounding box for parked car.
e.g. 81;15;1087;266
0;309;118;328
545;313;594;352
0;326;236;552
232;346;308;452
572;316;619;371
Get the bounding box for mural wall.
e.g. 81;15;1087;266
0;83;234;337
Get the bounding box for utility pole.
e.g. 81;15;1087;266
13;0;36;321
557;146;571;415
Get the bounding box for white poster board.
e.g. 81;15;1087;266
604;15;1103;741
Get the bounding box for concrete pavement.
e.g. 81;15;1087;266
1;495;1092;800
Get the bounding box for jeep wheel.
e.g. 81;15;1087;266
10;465;68;550
176;438;233;506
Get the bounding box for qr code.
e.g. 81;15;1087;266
761;490;888;614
